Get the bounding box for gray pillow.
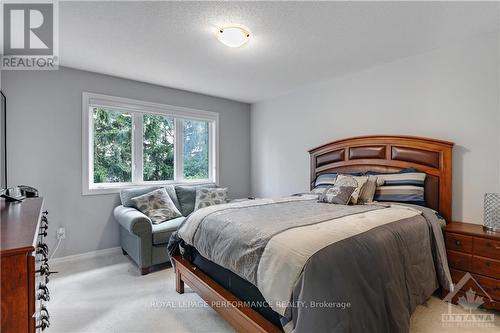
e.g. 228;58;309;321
175;184;217;216
164;184;182;213
336;174;367;205
358;176;382;204
120;186;161;208
120;185;181;211
195;188;229;210
131;188;182;224
319;186;357;205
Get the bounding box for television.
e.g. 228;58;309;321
0;91;6;190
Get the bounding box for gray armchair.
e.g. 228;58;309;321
113;184;215;275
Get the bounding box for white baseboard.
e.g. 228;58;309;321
50;246;121;264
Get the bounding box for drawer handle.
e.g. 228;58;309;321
36;317;50;331
484;242;500;250
40;305;50;319
37;291;50;302
455;240;461;246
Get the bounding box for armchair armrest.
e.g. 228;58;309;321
113;205;152;236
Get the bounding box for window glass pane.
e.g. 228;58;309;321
183;120;209;180
92;108;132;183
143;114;175;181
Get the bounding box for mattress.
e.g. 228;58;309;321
187;245;283;328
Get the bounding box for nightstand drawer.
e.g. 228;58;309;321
445;232;472;253
447;250;472;271
449;290;500;311
472;255;500;279
474;237;500;260
450;268;500;300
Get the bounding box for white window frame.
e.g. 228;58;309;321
82;92;219;195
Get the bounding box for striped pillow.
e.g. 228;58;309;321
374;185;425;204
312;172;364;193
373;171;426;205
311;185;330;194
314;173;338;187
376;172;426;187
311;173;337;193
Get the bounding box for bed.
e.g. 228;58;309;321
168;135;454;333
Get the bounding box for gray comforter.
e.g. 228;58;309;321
168;196;451;333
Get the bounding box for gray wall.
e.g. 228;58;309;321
251;33;500;223
1;67;251;257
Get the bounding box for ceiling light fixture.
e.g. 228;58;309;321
217;26;251;48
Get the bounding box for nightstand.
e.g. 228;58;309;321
444;222;500;310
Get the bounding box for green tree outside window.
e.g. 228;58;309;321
93;108;132;183
92;108;210;184
183;120;209;180
143;114;175;181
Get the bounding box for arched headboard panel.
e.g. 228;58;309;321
308;135;454;222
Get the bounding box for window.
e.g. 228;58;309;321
143;114;175;182
92;108;133;183
82;93;218;195
183;119;209;180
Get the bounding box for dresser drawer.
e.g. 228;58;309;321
450;268;500;300
473;255;500;279
447;250;472;271
446;232;473;253
474;237;500;260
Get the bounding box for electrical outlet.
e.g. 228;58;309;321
57;227;66;240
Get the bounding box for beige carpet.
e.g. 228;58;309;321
47;252;499;333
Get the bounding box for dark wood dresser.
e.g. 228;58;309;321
445;222;500;310
1;198;51;332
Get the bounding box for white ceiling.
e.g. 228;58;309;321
60;1;499;103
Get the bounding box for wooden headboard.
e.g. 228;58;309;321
309;135;454;222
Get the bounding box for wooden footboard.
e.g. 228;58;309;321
172;256;283;333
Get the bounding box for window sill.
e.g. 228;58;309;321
82;180;216;196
